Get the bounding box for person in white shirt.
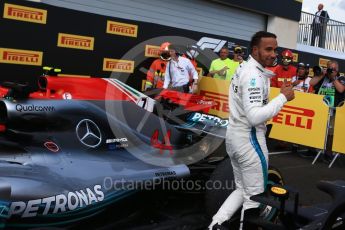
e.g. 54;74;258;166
292;63;314;93
163;44;198;93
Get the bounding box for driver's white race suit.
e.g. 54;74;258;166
210;55;288;228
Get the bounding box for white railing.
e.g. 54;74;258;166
297;11;345;52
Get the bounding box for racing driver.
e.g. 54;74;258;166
209;31;295;230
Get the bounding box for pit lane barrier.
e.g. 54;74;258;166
197;77;344;168
329;103;345;167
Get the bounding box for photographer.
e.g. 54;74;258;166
310;60;345;162
292;63;314;93
310;60;345;107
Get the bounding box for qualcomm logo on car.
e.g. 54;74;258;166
15;104;55;112
196;37;227;53
76;119;102;148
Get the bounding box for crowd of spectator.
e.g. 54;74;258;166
267;50;345;107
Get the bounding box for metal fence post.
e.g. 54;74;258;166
312;106;332;164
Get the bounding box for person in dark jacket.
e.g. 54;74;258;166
311;3;330;48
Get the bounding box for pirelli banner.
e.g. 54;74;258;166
0;0;246;90
197;77;230;119
332;105;345;154
268;88;329;149
0;0;344;91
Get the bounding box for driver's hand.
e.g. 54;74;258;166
280;80;295;101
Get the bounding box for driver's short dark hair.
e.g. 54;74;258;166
250;31;277;49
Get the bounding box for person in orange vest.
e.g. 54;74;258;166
270;49;297;87
145;42;171;90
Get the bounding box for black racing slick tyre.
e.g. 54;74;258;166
205;158;284;224
262;166;284;222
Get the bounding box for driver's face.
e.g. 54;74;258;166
252;37;277;67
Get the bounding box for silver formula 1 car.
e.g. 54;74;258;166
0;69;228;228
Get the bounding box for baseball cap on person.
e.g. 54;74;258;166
298;62;309;69
234;46;243;53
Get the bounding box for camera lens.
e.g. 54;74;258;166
327;68;334;74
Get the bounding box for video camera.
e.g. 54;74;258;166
313;66;336;76
326;68;335;75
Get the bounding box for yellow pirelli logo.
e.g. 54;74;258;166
0;48;43;66
106;20;138;38
57;33;94;51
145;45;160;58
271;186;287;195
292;53;298;62
103;58;134;73
319;58;330;68
3;3;47;24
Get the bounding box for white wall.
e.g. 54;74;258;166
267;16;299;49
40;0;265;41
